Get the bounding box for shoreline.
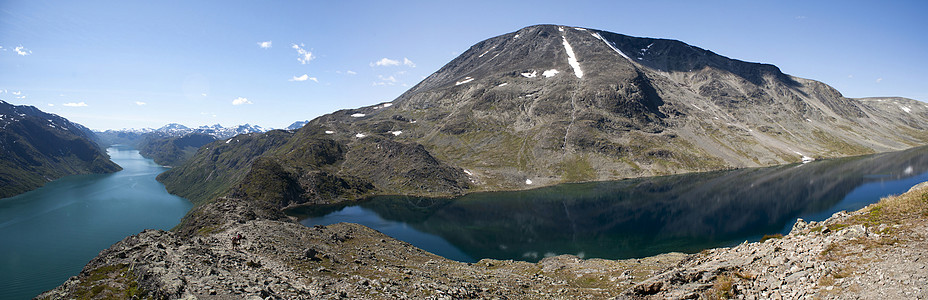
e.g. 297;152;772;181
39;179;928;298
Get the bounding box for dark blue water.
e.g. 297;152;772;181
292;145;928;263
0;146;192;300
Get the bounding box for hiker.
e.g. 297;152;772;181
231;232;243;249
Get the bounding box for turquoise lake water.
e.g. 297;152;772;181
292;145;928;263
4;145;928;299
0;146;192;300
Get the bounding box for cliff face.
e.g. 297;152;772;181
161;25;928;207
0;100;121;198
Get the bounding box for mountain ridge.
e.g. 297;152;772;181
157;24;928;207
0;100;121;198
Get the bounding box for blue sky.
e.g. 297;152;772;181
1;0;925;130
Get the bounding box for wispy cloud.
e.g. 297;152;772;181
289;74;318;82
371;58;400;67
63;102;88;107
292;43;315;64
373;75;399;86
135;101;147;106
12;91;21;95
14;46;31;56
232;97;252;105
47;103;54;107
379;75;397;83
346;70;357;75
258;41;272;49
876;78;883;83
403;57;416;67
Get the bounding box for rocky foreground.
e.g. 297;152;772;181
41;183;928;299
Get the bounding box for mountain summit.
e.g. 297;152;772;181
162;25;928;205
311;24;928;188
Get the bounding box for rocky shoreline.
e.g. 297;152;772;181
40;183;928;299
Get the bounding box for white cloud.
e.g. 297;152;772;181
289;74;319;82
346;70;357;75
876;78;883;83
135;101;147;106
12;91;21;95
403;57;416;67
14;46;31;56
232;97;252;105
201;93;207;97
47;103;54;107
371;58;400;67
292;43;315;64
63;102;88;107
373;75;399;86
258;41;272;49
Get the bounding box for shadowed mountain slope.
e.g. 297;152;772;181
0;100;121;198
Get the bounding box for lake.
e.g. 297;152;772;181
0;146;192;300
291;145;928;263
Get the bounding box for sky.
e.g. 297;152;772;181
1;0;926;130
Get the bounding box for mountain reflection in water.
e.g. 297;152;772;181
289;146;928;262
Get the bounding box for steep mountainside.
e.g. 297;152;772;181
137;132;217;167
0;100;121;198
160;24;928;206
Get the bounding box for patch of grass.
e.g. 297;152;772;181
557;155;596;182
70;263;148;299
197;225;219;236
810;129;873;156
760;233;783;242
704;274;734;299
826;223;848;232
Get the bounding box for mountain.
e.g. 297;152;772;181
286;120;309;130
159;24;928;206
96;123;268;148
0;100;121;198
137;133;217;167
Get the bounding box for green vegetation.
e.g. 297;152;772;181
704;274;734;299
0;102;121;198
137;132;216;166
811;129;873;157
760;233;783;242
71;264;148;299
557;155;596;182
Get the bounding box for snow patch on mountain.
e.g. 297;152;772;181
592;32;631;61
561;36;583;78
542;69;559;78
456;77;475;85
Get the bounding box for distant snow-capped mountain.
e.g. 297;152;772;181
95;123;269;147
